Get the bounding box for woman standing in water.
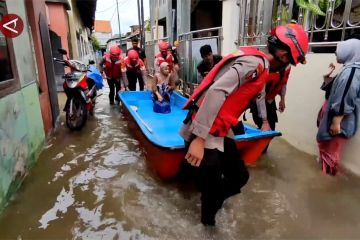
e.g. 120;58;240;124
317;38;360;175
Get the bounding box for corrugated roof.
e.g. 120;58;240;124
95;20;112;33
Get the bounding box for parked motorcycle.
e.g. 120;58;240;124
54;48;103;130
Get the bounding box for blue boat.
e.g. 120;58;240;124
119;91;281;179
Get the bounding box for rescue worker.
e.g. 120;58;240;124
126;37;147;70
172;40;180;64
179;24;309;226
251;65;290;132
197;44;223;83
99;45;128;105
155;41;174;73
125;50;147;91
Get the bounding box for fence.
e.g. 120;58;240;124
145;0;359;95
177;27;223;96
236;0;360;50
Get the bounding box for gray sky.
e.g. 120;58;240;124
95;0;150;35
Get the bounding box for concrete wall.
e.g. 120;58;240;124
94;32;112;47
67;0;95;63
221;0;239;55
150;0;168;24
25;0;54;135
47;2;70;54
0;0;45;211
267;53;360;175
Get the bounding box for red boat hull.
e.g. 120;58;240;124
124;107;277;179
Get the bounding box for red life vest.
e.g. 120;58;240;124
155;52;174;71
183;47;269;137
103;53;125;79
124;57;145;73
265;66;291;101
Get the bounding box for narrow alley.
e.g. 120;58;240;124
0;85;360;239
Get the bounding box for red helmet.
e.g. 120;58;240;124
159;41;169;51
128;49;139;59
268;24;309;65
110;45;121;57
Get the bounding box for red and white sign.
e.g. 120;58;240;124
0;14;24;38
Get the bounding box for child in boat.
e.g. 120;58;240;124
317;38;360;176
151;62;176;113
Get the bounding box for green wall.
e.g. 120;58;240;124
0;0;45;211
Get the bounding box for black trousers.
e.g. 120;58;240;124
108;78;120;103
181;138;249;223
250;100;277;130
127;71;144;91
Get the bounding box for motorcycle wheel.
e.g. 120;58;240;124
66;97;87;130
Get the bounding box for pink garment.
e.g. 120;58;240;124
318;137;347;176
317;100;347;176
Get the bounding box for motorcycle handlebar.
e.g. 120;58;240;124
53;58;65;64
53;58;87;72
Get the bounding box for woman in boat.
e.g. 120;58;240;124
179;24;309;226
151;62;176;113
317;38;360;176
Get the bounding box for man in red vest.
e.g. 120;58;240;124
251;26;296;133
154;41;174;73
250;65;291;152
179;24;308;226
99;45;128;104
125;50;147;91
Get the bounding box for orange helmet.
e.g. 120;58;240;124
268;24;309;65
110;45;121;57
159;41;169;51
128;49;139;59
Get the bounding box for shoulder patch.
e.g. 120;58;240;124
246;63;264;81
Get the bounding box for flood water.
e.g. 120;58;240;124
0;85;360;239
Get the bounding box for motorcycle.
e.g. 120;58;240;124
54;48;103;130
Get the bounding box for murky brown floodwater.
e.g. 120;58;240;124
0;84;360;239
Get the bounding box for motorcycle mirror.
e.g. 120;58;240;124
58;48;68;55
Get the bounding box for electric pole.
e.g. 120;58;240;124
137;0;142;47
140;0;145;47
116;0;122;47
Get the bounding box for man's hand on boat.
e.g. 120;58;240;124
261;119;271;131
185;136;205;167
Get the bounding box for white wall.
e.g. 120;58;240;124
221;0;239;55
94;32;112;47
272;53;360;175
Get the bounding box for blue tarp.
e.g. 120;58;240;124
87;65;103;90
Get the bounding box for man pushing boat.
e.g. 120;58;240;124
179;23;309;226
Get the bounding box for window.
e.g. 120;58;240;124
0;0;19;98
0;2;14;82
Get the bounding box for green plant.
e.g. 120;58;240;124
145;20;151;32
90;35;100;50
295;0;343;17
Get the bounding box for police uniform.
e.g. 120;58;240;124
179;49;269;225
